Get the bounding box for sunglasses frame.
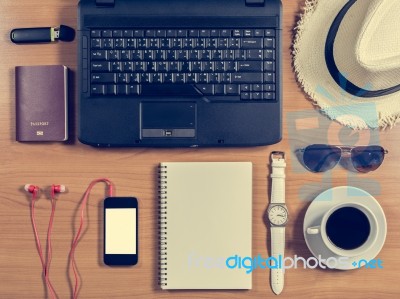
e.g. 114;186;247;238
299;144;389;173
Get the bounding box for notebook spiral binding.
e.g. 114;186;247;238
158;165;168;287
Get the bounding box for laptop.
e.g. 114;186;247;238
78;0;282;147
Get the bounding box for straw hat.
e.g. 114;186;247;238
293;0;400;129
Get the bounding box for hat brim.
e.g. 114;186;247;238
293;0;400;129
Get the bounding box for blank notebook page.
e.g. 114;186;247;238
159;162;252;289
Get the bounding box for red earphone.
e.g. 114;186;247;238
25;184;66;299
25;179;114;299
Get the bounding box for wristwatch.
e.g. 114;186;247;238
266;151;288;295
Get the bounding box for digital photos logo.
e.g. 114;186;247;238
186;253;384;274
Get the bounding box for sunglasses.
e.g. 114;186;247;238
300;144;388;173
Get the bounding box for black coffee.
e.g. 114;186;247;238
326;207;370;250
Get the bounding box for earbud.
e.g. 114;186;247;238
52;185;66;193
24;184;39;194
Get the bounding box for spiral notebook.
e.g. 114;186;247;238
158;162;252;290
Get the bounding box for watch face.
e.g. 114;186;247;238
268;205;288;226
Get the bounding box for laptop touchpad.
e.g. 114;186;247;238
141;102;196;138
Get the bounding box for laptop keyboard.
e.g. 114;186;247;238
89;28;277;101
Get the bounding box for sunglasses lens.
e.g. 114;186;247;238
303;144;341;172
351;146;385;173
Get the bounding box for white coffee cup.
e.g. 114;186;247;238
306;202;378;257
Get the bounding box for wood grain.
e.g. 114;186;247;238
1;1;399;298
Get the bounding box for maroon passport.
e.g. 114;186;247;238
15;65;68;142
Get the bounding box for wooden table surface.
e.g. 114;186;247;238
1;0;399;298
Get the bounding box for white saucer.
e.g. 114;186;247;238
303;186;387;270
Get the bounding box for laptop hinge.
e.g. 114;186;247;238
245;0;265;6
96;0;115;7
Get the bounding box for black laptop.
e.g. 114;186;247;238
78;0;282;147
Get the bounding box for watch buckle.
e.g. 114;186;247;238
271;151;285;160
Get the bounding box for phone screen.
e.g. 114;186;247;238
105;208;137;254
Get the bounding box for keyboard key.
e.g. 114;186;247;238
264;92;275;100
237;61;262;72
264;84;275;91
134;30;144;37
174;73;185;83
225;61;236;72
152;73;163;83
114;38;126;49
117;84;128;95
241;92;251;100
145;29;156;37
186;73;197;83
177;29;186;37
120;50;131;61
91;73;116;83
233;29;242;37
111;62;122;72
169;61;179;72
123;30;134;37
214;84;225;95
123;62;134;72
92;62;110;72
106;85;117;95
265;29;275;37
113;30;123;37
209;73;219;84
252;84;262;91
91;50;108;60
220;29;231;37
108;50;120;60
264;73;275;83
246;49;263;60
117;73;128;83
134;62;146;72
156;29;167;37
189;30;199;37
221;73;231;83
235;49;246;60
196;84;214;95
254;29;263;37
264;49;275;60
103;38;113;49
129;73;140;83
102;30;112;37
231;73;262;83
242;38;262;49
226;84;239;95
200;29;210;37
91;84;105;95
198;73;208;83
252;92;262;100
164;73;173;83
91;30;102;38
128;84;140;95
264;38;275;49
131;50;142;60
210;29;219;37
215;61;225;72
264;61;275;72
181;62;190;72
91;38;102;48
243;29;253;37
228;38;240;49
241;84;251;92
166;29;176;37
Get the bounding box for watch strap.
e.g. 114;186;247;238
271;226;285;295
271;153;286;204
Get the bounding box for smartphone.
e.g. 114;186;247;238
104;197;138;266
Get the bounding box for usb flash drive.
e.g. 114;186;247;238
10;25;75;44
